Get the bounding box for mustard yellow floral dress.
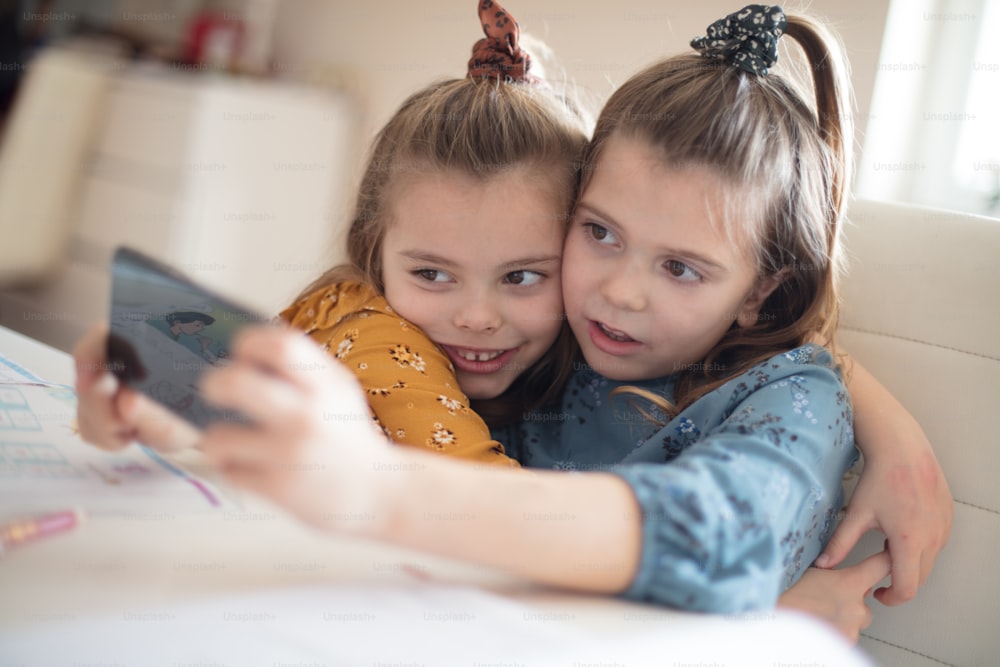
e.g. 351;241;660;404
280;281;517;467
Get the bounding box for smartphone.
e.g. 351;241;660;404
106;246;268;428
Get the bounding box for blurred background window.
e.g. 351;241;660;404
857;0;1000;218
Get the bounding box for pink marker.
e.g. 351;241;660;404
0;509;84;557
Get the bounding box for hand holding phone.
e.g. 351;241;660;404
106;247;268;428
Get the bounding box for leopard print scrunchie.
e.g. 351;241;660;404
690;5;787;75
467;0;539;83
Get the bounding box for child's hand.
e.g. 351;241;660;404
827;359;954;605
816;435;953;606
74;324;200;452
778;550;891;644
198;325;400;535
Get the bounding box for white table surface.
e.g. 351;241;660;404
0;326;875;666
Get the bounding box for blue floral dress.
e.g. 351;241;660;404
497;344;857;612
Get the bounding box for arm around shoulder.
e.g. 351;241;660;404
821;355;952;605
282;282;518;467
609;348;856;612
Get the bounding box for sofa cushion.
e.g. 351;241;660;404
839;198;1000;666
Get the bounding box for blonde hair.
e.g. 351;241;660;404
300;75;589;423
592;14;854;417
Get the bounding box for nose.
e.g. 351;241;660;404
452;293;503;333
599;260;648;312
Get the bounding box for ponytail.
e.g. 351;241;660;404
785;14;854;228
585;6;855;416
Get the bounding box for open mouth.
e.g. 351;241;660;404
587;320;642;356
440;345;518;374
596;321;636;343
452;348;505;362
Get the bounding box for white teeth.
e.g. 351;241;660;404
599;323;633;342
456;349;504;362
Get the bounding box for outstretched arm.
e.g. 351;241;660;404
200;326;642;591
819;356;953;605
200;328;852;613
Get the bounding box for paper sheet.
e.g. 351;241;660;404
0;352;232;521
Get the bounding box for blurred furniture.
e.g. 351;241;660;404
0;48;113;288
839;198;1000;666
0;45;357;351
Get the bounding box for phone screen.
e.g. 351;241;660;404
106;247;268;428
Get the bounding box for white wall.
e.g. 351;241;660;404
270;0;891;184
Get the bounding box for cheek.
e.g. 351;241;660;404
380;274;406;317
662;289;740;342
397;301;437;333
525;286;565;340
382;277;436;332
559;238;588;305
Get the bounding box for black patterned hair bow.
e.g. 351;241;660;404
690;4;788;75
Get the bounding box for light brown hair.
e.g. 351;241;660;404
587;14;854;416
301;76;589;423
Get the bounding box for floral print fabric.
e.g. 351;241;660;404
500;344;856;611
281;281;517;467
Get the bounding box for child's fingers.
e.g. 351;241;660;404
200;363;305;430
201;427;279;496
919;550;933;588
76;372;133;450
201;423;293;476
214;460;269;497
122;391;201;453
873;538;920;606
230;325;352;394
850;549;892;593
815;507;876;568
200;423;254;466
74;325;134;450
73;323;111;388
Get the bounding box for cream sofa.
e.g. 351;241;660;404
839;199;1000;666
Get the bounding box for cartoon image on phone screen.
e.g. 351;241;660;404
106;247;267;428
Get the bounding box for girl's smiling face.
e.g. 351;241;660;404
562;134;777;381
382;167;566;400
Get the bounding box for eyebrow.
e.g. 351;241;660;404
575;202;729;273
399;251;561;271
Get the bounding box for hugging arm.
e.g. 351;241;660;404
281;285;517;467
821;355;953;605
609;355;856;612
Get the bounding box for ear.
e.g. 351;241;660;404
736;270;787;328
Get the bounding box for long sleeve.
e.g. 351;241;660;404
281;282;518;467
611;349;856;611
513;345;857;611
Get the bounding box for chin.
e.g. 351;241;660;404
579;351;637;382
459;378;510;401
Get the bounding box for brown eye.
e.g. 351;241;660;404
504;270;543;286
664;260;703;282
586;223;610;241
414;269;449;282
